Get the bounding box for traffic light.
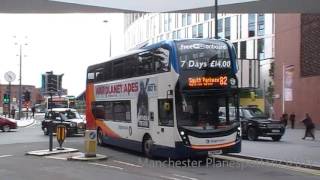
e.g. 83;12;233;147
3;93;9;104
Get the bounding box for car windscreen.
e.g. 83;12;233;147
59;111;81;120
243;108;268;119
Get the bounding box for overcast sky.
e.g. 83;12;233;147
0;13;125;96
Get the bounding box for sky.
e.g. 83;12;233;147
0;13;125;96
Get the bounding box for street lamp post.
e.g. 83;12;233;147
18;44;22;120
14;36;27;120
103;20;112;57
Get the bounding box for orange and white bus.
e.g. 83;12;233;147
86;39;241;158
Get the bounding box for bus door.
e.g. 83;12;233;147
153;98;175;147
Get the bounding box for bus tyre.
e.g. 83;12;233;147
143;136;153;158
247;127;258;141
97;128;104;146
272;136;282;141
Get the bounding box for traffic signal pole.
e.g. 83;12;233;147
8;82;11;118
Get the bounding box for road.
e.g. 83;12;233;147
0;118;319;180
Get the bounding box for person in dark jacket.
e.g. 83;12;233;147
281;113;288;127
302;113;315;140
289;113;296;129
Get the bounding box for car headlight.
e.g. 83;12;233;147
70;122;77;127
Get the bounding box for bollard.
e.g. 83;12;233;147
56;124;66;150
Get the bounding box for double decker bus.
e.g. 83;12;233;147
86;39;241;158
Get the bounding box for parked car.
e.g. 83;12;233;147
41;108;86;136
220;107;285;141
0;116;18;132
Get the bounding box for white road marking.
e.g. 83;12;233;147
159;175;183;180
45;156;67;160
89;162;124;170
0;155;13;158
173;174;199;180
113;160;143;168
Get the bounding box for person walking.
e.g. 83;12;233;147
281;113;288;128
11;107;16;119
301;113;315;140
31;106;35;118
289;113;296;129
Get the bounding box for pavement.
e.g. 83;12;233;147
17;118;36;127
228;128;320;169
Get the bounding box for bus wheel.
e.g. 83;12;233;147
143;136;153;158
97;128;104;146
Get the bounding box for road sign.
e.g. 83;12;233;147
4;71;16;83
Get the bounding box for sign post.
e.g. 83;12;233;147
4;71;16;118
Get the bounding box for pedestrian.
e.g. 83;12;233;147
289;113;296;129
301;113;315;140
31;106;35;118
11;107;15;119
281;113;288;127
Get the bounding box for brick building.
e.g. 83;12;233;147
274;14;320;126
0;84;42;114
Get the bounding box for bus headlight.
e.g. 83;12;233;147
180;131;185;136
230;78;236;86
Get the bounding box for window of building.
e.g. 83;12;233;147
240;41;247;59
182;13;187;27
185;27;189;38
168;14;172;31
177;29;182;39
196;14;200;23
172;31;177;39
233;42;238;58
225;17;231;40
198;24;203;38
239;15;242;39
164;14;168;32
257;14;265;36
187;13;192;25
204;13;211;21
192;25;197;38
257;39;265;60
175;14;179;28
248;14;256;37
217;19;223;38
159;14;163;33
208;21;212;38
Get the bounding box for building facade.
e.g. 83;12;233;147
124;13;275;112
0;84;42;115
274;14;320;125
